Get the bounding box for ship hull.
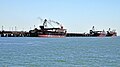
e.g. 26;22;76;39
38;34;65;38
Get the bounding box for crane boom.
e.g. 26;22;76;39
39;18;63;29
49;19;63;29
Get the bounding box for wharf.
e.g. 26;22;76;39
66;33;91;37
0;31;30;37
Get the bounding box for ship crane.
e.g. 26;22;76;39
49;19;63;29
38;17;47;27
39;18;64;29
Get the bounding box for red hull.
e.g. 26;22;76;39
38;35;65;38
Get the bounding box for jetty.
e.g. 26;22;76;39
0;31;30;37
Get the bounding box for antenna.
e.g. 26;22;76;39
2;26;3;31
34;25;35;28
30;27;31;30
22;28;24;31
15;26;17;31
9;27;11;31
12;27;13;31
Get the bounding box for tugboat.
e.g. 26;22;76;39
29;19;67;37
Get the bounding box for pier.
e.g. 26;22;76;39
66;33;92;37
0;31;30;37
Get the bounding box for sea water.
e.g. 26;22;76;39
0;37;120;67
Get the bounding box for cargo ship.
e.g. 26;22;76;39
89;26;117;37
29;19;67;37
67;26;117;37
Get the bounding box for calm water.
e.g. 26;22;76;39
0;37;120;67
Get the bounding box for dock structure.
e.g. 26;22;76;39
0;31;30;37
66;33;92;37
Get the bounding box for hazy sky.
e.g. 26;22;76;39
0;0;120;35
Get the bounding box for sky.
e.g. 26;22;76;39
0;0;120;35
